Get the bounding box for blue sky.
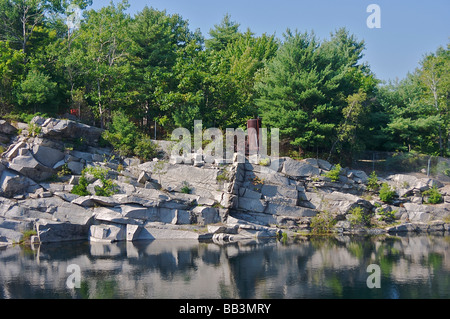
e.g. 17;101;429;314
90;0;449;82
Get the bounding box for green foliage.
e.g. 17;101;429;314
379;183;396;204
102;111;137;157
103;110;157;161
57;163;71;177
71;175;90;196
71;166;118;197
367;171;380;191
17;69;57;113
84;166;118;197
347;206;371;227
27;122;41;137
256;28;376;156
134;134;157;162
325;164;342;182
0;0;447;161
259;157;271;166
216;170;230;182
180;181;191;194
422;186;443;204
310;211;336;234
377;208;397;223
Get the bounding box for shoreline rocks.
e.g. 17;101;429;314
0;116;449;247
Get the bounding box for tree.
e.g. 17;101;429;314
16;68;57;112
256;29;375;158
129;6;197;133
206;13;240;51
68;0;133;127
0;0;91;57
418;45;450;156
0;41;25;112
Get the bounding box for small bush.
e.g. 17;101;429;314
57;163;71;177
85;166;118;197
71;175;90;196
181;181;191;194
27;122;41;137
310;211;336;234
377;208;396;222
423;186;443;204
259;157;271;166
71;166;118;197
217;170;230;182
347;206;371;227
102;111;138;157
134;134;157;161
367;171;379;191
325;164;342;182
379;182;396;204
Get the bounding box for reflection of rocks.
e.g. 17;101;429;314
0;235;449;298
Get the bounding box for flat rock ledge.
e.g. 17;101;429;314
0;116;449;247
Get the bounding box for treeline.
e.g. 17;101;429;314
0;0;448;162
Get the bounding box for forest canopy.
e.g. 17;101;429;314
0;0;448;161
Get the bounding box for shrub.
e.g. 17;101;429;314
134;134;157;161
181;181;191;194
85;166;118;197
71;166;118;197
27;122;41;137
377;208;396;222
423;186;443;204
367;171;379;191
71;175;90;196
379;182;396;204
259;157;271;166
347;206;371;227
57;163;72;177
310;211;336;234
102;111;158;162
325;164;342;182
102;111;138;156
217;170;230;182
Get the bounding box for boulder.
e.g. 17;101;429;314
238;197;267;213
239;187;262;199
67;161;84;175
0;120;18;135
0;169;35;197
281;158;320;178
265;202;317;217
0;227;23;244
261;184;298;199
32;145;65;168
137;223;199;240
36;219;88;243
89;224;126;242
126;224;142;241
39;118;104;146
3;141;27;161
307;191;372;216
192;206;220;225
8;154;55;181
93;207;141;225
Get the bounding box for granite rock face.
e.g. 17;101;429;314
0;116;449;246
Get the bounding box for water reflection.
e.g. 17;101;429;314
0;235;449;299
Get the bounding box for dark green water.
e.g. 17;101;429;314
1;234;449;299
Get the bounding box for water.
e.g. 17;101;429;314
1;234;449;299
